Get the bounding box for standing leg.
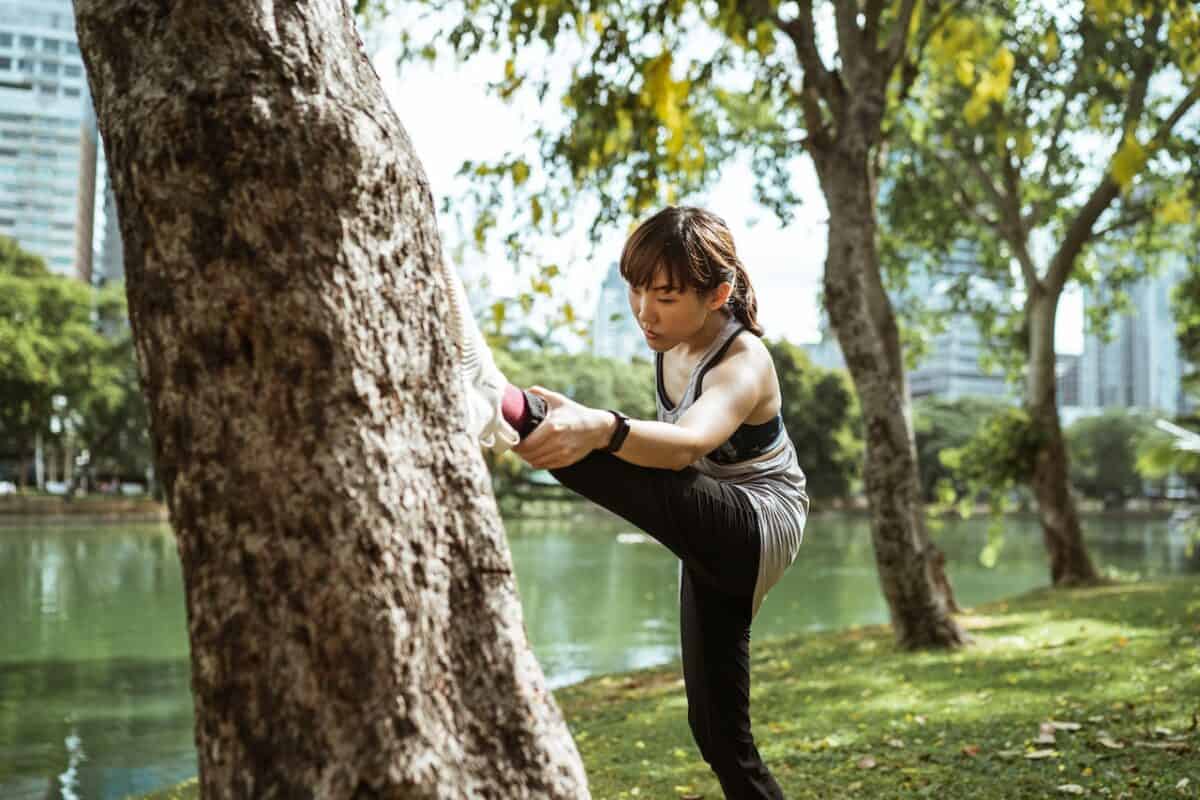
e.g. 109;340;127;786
680;566;784;800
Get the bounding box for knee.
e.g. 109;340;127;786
688;713;757;771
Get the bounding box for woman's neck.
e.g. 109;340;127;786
677;309;731;360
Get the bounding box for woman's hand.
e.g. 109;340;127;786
513;386;615;470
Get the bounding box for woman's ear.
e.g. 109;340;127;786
709;281;734;310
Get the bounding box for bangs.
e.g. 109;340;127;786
619;215;695;293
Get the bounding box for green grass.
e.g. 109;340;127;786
140;577;1200;799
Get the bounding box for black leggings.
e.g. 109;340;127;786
551;451;785;799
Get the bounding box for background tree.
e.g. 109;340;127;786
913;395;1012;502
883;0;1200;584
65;284;156;494
75;1;588;796
0;240;120;490
1173;247;1200;397
1067;408;1157;508
385;0;972;648
0;240;54;487
765;339;863;504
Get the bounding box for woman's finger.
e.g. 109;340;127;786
528;385;561;405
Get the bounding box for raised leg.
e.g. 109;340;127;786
550;451;759;598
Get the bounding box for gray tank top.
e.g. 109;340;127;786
655;313;809;617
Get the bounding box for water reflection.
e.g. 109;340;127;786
0;513;1194;799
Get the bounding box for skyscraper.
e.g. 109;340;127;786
902;244;1016;403
1079;252;1190;416
0;0;97;281
591;262;644;362
99;178;123;284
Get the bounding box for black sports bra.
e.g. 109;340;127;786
656;327;785;465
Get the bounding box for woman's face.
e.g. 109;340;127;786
626;268;720;352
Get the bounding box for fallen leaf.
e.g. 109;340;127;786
1178;778;1191;791
995;748;1024;759
857;755;877;769
1153;727;1173;737
961;744;980;757
914;715;927;726
1057;784;1085;795
1037;722;1058;745
1097;737;1125;750
1025;749;1059;760
887;738;905;749
1050;721;1083;731
1135;740;1190;751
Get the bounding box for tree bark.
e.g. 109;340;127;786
1026;289;1101;586
812;130;968;649
74;1;589;797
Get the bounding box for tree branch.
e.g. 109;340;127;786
884;0;921;73
1045;180;1120;296
864;0;886;52
892;0;967;115
738;0;835;102
1115;10;1162;137
997;145;1042;289
928;147;1003;230
1146;81;1200;149
954;136;1011;220
1091;204;1155;239
1046;26;1200;295
834;0;865;89
1037;14;1088;189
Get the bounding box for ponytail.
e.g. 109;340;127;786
728;261;763;337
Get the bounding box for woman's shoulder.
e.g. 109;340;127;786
725;327;773;373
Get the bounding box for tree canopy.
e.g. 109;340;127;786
0;236;147;485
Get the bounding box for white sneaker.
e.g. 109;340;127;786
444;259;520;454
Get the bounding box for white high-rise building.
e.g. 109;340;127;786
591;262;643;362
0;0;97;281
902;244;1016;402
1079;252;1190;416
99;179;123;284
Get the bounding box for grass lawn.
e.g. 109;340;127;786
142;576;1199;800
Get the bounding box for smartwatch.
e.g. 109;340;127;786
602;410;631;453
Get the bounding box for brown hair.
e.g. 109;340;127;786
618;206;764;336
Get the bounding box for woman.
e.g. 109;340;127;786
456;206;808;799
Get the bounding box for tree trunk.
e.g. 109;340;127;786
1026;289;1101;586
812;142;967;649
74;2;589;798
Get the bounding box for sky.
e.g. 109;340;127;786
366;11;1085;354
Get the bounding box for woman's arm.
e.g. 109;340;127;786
514;348;764;471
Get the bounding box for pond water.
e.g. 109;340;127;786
0;510;1194;799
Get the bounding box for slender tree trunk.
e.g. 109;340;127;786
813;142;967;649
1026;289;1101;586
75;2;589;797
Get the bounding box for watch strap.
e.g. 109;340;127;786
602;410;631;453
